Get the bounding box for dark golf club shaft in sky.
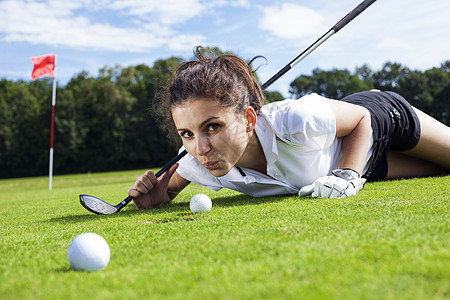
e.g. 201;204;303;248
262;0;376;90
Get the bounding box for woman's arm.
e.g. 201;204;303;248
328;99;372;175
167;171;191;200
298;99;371;199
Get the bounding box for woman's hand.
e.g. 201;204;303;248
299;169;367;198
127;164;179;209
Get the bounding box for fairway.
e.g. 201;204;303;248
0;170;449;299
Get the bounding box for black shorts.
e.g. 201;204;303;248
340;91;421;181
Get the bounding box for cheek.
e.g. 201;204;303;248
208;133;230;149
230;122;248;143
182;139;198;155
221;124;248;152
203;130;243;156
181;139;193;152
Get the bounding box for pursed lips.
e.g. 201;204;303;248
202;161;219;170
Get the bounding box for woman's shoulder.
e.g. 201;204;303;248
260;93;332;124
257;93;336;145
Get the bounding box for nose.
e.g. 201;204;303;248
195;134;211;157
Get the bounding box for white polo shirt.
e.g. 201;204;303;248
176;93;373;197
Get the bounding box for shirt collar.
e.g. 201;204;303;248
218;167;256;184
255;113;279;165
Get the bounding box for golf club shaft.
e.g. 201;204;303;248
261;0;376;90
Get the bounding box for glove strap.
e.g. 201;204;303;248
332;168;360;181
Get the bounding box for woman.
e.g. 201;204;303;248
128;47;450;209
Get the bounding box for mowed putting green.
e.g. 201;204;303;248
0;170;448;299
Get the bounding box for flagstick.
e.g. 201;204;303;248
49;78;56;190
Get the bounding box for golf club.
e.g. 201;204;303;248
80;0;377;214
262;0;376;90
80;150;188;214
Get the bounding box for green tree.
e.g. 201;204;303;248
440;60;450;72
289;68;370;99
355;64;374;86
422;67;449;124
263;91;284;104
117;58;184;168
69;69;137;172
0;79;49;177
395;64;449;124
397;69;430;109
372;62;410;93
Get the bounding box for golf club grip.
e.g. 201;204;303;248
155;149;188;178
122;195;134;205
332;0;376;32
261;65;290;90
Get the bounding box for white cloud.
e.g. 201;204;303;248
228;0;250;7
108;0;207;25
258;4;325;39
0;0;243;52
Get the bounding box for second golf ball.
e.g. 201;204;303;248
190;193;212;213
67;232;110;271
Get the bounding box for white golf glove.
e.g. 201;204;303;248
298;169;367;199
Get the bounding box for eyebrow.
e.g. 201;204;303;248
176;116;221;132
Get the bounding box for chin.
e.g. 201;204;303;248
208;165;232;177
208;170;227;177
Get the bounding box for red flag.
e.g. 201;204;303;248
30;54;55;80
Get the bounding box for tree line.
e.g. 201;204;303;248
288;61;449;124
0;56;448;178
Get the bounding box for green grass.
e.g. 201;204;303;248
0;170;449;300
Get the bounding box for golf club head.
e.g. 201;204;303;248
79;194;119;215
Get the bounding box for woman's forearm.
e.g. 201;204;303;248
339;109;371;175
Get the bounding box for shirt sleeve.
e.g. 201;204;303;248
266;94;336;150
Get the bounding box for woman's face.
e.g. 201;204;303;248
171;98;252;177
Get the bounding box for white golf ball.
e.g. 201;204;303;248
190;193;212;213
67;232;110;271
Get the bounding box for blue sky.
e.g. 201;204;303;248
1;0;449;97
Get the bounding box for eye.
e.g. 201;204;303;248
207;123;220;132
180;131;193;139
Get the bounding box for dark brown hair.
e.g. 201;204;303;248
156;46;265;145
168;46;264;113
